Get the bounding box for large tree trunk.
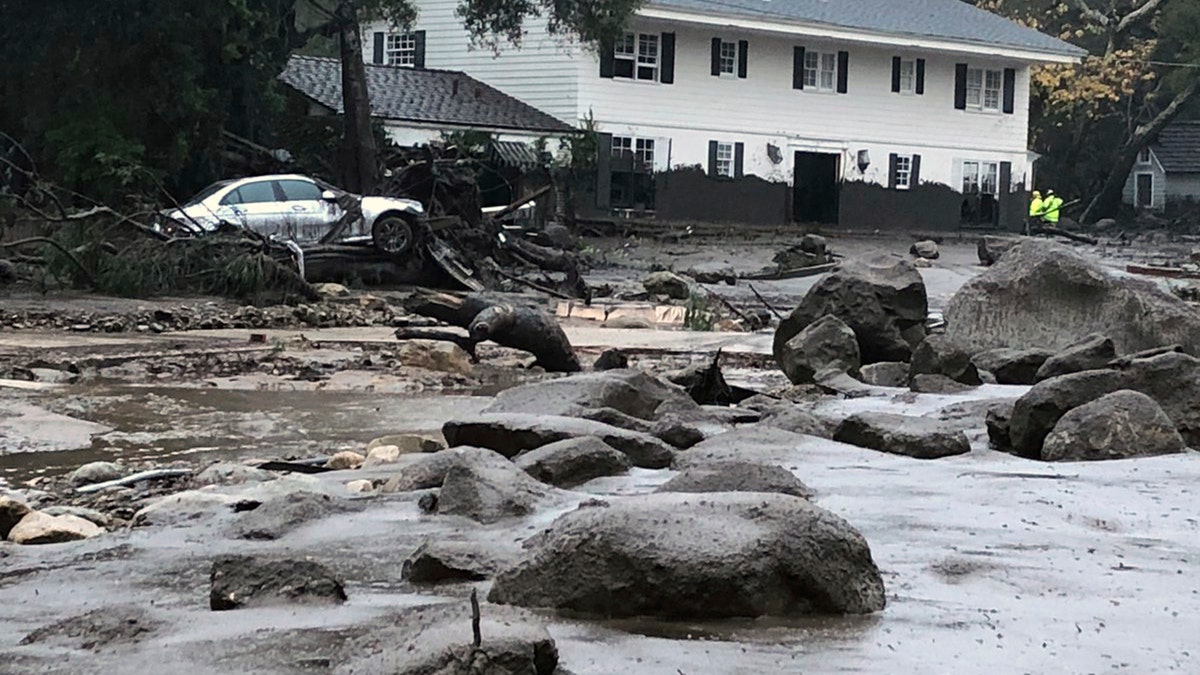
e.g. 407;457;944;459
336;1;377;193
1082;76;1200;223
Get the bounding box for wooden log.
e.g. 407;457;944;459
75;469;192;493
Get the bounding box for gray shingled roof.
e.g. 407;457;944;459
1153;120;1200;174
279;55;574;134
650;0;1084;57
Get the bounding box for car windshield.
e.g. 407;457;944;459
183;180;234;207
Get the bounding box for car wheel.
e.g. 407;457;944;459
372;215;414;255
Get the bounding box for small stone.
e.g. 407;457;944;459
8;511;104;544
857;362;910;387
0;495;32;539
912;257;933;268
642;271;691;300
345;479;375;494
395;340;473;375
592;349;629;371
326;451;366;470
315;283;350;298
193;463;274;487
68;462;127;487
910;240;940;260
363;445;402;467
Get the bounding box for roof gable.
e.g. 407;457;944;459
649;0;1084;58
1152;121;1200;173
279;56;574;134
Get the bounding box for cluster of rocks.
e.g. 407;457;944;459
0;296;404;334
1;493;106;545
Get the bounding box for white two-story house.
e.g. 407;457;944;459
362;0;1083;229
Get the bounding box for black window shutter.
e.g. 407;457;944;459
599;39;615;78
372;32;385;64
837;51;849;93
711;38;722;76
999;161;1012;194
916;59;926;95
891;57;901;93
413;30;426;69
734;142;745;178
737;40;748;79
596;133;613;208
707;141;719;177
660;33;676;84
888;153;899;189
792;47;806;89
1002;68;1016;114
911;154;922;186
954;63;968;109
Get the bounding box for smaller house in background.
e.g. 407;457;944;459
278;55;574;206
1124;120;1200;212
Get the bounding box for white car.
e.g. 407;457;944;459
157;174;425;254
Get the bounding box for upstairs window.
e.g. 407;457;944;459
1138;147;1151;163
804;52;837;91
386;32;417;67
719;40;737;75
614;33;659;81
898;59;916;94
966;68;1002;111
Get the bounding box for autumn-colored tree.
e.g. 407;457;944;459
976;0;1200;221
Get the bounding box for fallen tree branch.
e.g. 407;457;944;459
1032;226;1098;245
75;469;192;493
747;283;784;320
1;236;95;287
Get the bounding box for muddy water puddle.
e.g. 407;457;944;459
0;384;489;485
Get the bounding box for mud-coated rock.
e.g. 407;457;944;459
946;242;1200;355
775;254;929;365
7;511;104;544
210;555;346;610
514;437;631;488
986;404;1014;453
834;413;971;459
334;602;558;675
858;362;910;387
402;541;501;582
758;406;835;438
656;461;813;499
380;447;512;493
484;369;699;420
193;463;275;487
1040;390;1185;461
436;459;551;524
650;417;706;449
367;434;444;453
1035;334;1117;382
976;235;1024;266
779;314;861;384
42;506;112;528
325;451;365;470
443;413;675;469
489;493;885;618
642;271;691;299
592;349;629;371
1009;351;1200;456
235;491;358;540
971;348;1052;385
911;240;940;259
909;335;981;385
0;495;31;539
396;339;473;375
68;461;127;487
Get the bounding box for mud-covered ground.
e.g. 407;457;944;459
1;233;1198;674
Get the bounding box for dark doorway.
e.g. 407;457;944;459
793;152;840;224
1136;173;1153;208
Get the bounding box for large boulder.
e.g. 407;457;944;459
381;447;513;493
909;335;982;385
833;413;971;459
1008;351;1200;456
435;458;551;524
758;406;835;439
489;493;885;618
656;461;813;499
7;511;104;544
334;602;558;675
68;461;127;487
971;348;1052;385
1035;334;1117;382
643;271;691;299
210;556;346;610
484;369;699;420
976;235;1024;266
857;362;910;387
946;242;1200;356
402;541;502;583
193;463;276;487
778;314;861;384
1041;390;1185;461
774;254;928;365
910;240;940;260
235;490;359;540
513;437;632;488
443;413;675;469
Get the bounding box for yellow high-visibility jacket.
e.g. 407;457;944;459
1044;197;1063;223
1029;197;1044;218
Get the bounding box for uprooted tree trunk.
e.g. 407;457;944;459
1082;76;1200;223
403;290;581;372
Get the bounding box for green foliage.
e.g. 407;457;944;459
683;291;715;332
454;0;645;49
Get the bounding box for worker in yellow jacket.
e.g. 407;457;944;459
1043;190;1063;225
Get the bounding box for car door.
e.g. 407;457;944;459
216;180;285;236
276;178;337;244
